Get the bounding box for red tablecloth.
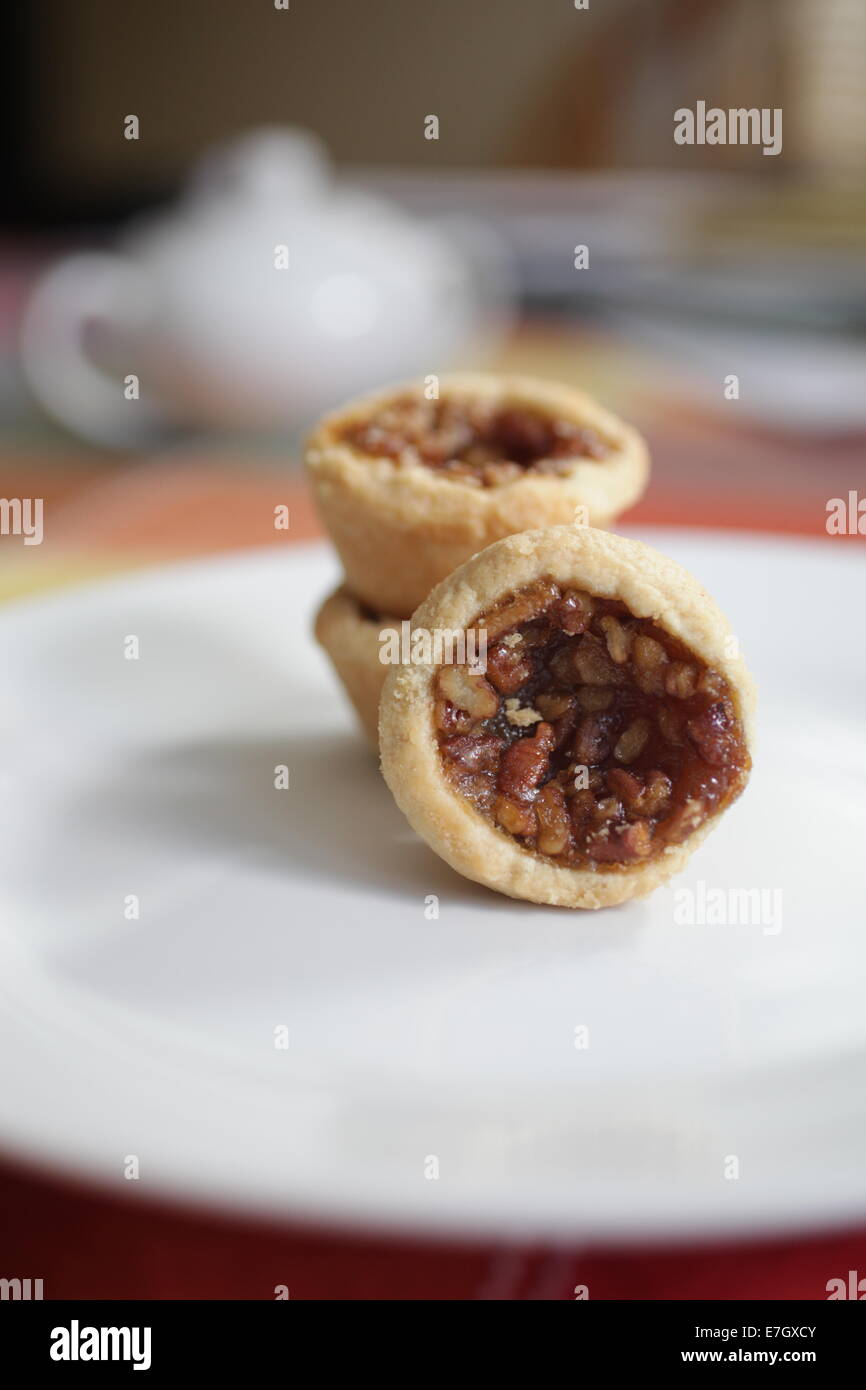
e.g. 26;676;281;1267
2;1154;865;1299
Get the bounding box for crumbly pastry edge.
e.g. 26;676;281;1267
378;525;757;910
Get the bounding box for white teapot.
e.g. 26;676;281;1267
21;128;506;448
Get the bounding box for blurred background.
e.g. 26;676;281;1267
2;0;865;592
1;0;865;1298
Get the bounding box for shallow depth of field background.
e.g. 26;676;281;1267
3;0;864;522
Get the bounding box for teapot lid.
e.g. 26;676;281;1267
185;126;330;212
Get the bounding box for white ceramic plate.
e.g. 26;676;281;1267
1;529;864;1242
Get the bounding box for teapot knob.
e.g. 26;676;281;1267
188;125;330;206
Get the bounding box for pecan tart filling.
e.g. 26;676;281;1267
341;394;611;487
435;581;749;870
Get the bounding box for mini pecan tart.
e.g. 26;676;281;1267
305;373;649;616
314;585;394;747
379;526;755;909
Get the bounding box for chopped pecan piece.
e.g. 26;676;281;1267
434;699;476;735
593;794;623;825
588;819;652;862
535;784;572;855
640;771;673;817
665;661;697;699
599;614;633;664
573;713;616;766
613;717;651;764
535;691;579;751
494;794;537;837
605;767;643;809
569;787;594;828
633;634;668;695
607;768;672;817
687;701;737;767
573;634;621;686
497;721;555;800
535;690;574;721
437;665;499;719
440;733;504;772
485;639;533;694
553;589;594;635
483;581;560;641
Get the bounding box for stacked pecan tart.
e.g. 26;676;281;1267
309;374;754;909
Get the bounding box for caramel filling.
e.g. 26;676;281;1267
435;580;750;870
342;395;610;486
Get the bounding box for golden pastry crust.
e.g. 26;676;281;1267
314;585;392;747
379;525;756;909
305;373;650;616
